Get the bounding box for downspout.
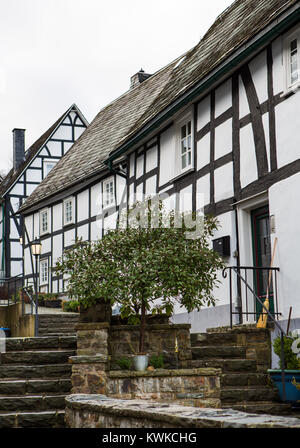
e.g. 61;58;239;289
234;205;242;325
1;202;5;275
107;160;127;179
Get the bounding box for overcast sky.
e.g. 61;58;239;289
0;0;233;174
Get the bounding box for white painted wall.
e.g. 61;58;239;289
90;183;102;217
275;93;300;168
272;36;284;95
269;172;300;320
146;146;157;172
197;133;210;170
215;79;232;117
77;190;89;222
214;119;232;160
53;204;63;232
240;123;258;188
214;162;234;203
249;50;268;104
197;95;210;130
159;126;175;186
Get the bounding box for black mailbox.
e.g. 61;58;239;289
212;236;230;257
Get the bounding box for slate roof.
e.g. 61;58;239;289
19;0;298;213
0;104;88;199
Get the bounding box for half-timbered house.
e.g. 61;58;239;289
19;0;300;332
0;104;88;283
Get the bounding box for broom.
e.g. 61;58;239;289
256;237;278;328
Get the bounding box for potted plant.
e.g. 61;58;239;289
268;331;300;403
62;299;80;313
43;293;61;308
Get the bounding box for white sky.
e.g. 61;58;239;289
0;0;233;174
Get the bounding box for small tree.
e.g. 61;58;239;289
56;201;224;354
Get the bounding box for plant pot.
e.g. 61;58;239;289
268;370;300;403
44;299;61;308
133;354;149;371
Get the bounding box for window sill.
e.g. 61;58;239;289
280;83;300;99
172;167;195;182
63;221;74;228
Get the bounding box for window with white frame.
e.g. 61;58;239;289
40;259;49;285
64;197;74;225
43;159;57;177
175;114;193;176
103;177;115;208
285;29;300;90
40;209;49;235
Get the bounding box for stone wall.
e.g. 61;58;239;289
70;355;109;395
107;368;221;408
65;394;300;428
110;323;191;369
0;302;35;337
205;324;272;371
76;323;109;356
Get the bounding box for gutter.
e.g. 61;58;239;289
1;203;5;274
105;4;300;165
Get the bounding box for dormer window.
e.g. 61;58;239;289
103;177;115;208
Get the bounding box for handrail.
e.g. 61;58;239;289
0;275;24;305
228;267;286;336
21;286;39;337
223;266;288;402
22;286;35;315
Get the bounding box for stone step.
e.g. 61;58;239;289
37;332;76;337
222;402;294;416
0;379;71;395
39;313;79;319
0;395;66;411
0;363;72;379
0;350;75;365
221;373;269;387
191;332;238;347
37;329;77;335
192;345;246;359
38;324;77;330
189;358;257;372
6;336;77;351
0;410;65;428
221;386;279;403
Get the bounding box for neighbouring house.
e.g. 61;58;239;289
19;0;300;334
0;104;88;285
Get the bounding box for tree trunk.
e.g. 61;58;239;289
139;299;146;354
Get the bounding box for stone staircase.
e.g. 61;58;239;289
0;309;79;428
0;335;76;427
38;313;79;336
190;325;293;416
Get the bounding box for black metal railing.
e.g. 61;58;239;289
223;266;288;402
0;275;23;304
223;266;280;327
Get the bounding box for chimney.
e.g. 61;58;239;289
130;68;152;89
12;128;25;172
